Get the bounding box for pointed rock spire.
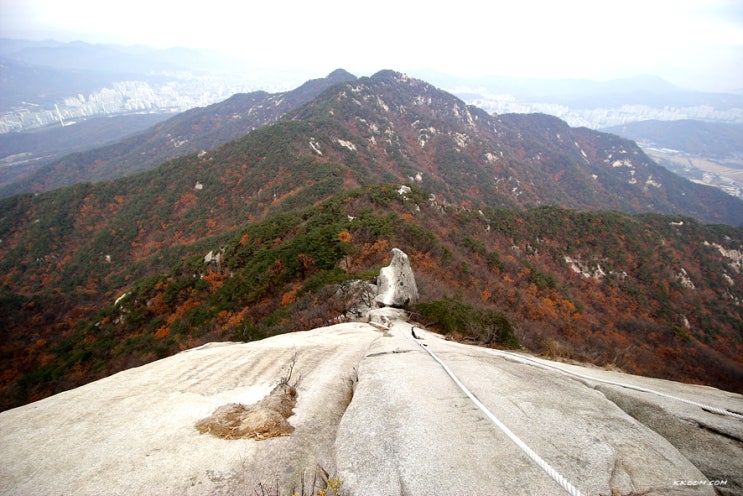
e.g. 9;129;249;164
374;248;419;308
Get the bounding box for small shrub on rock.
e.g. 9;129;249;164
415;297;520;349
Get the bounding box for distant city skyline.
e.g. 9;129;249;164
1;0;742;92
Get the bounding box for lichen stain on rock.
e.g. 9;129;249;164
195;383;297;440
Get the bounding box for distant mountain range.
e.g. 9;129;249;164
443;72;743;109
447;73;743;128
2;69;741;224
0;39;285;133
1;70;741;411
3;40;743;204
3;39;742;134
0;38;250;75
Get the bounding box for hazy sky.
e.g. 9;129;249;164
2;0;742;91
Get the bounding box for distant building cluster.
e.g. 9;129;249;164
0;75;280;133
466;98;743;129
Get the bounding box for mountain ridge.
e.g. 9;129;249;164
3;68;741;224
601;119;743;200
284;70;743;224
0;69;357;198
603;119;743;159
1;70;742;411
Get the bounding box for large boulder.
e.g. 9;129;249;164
374;248;419;308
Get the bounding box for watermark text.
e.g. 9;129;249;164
673;480;727;486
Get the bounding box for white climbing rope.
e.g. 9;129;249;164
414;338;585;496
491;349;743;421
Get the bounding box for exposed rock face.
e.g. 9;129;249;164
2;322;741;496
374;248;419;308
0;324;743;496
336;279;377;318
367;307;408;330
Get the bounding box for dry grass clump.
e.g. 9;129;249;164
253;467;346;496
195;383;297;440
196;354;299;440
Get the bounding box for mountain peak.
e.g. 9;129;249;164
326;68;356;81
290;68;357;97
369;69;422;84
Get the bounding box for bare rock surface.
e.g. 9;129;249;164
1;319;741;496
0;324;375;496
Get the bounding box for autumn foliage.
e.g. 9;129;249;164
3;71;742;412
1;183;742;411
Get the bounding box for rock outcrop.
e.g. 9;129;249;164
336;279;377;319
374;248;419;308
1;319;741;496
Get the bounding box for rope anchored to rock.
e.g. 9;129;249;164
412;334;585;496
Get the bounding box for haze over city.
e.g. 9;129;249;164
2;0;742;92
